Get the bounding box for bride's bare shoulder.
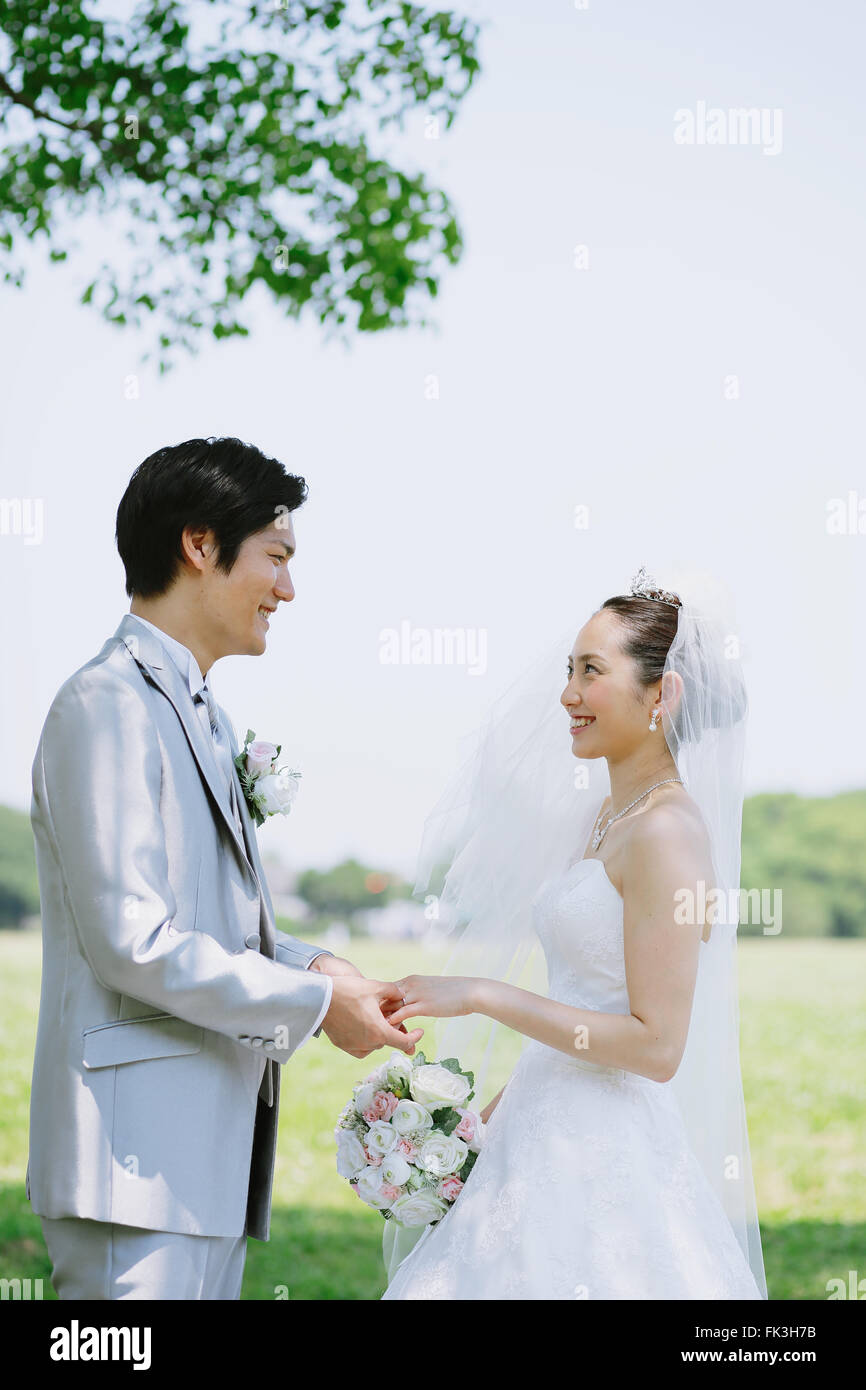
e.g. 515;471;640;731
623;790;714;882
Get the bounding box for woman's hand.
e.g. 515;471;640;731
384;974;479;1027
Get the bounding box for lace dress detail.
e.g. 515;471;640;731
382;857;762;1301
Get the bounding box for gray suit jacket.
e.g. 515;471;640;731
26;612;333;1239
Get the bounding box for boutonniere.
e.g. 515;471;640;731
233;729;302;828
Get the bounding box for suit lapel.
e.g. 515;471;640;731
112;613;253;870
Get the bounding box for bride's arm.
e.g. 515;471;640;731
480;1085;507;1123
389;812;711;1084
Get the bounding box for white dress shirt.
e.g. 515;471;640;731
125;614;242;821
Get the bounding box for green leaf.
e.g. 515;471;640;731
438;1057;469;1077
439;1057;474;1090
459;1149;478;1181
434;1108;461;1136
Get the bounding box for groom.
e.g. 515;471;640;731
26;436;422;1300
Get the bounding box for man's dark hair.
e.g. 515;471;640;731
115;436;307;598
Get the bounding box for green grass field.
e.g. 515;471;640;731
1;932;863;1300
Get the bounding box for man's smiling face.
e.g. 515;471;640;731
203;516;296;658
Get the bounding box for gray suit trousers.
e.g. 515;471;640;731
40;1216;247;1300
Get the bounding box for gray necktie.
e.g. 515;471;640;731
195;684;243;833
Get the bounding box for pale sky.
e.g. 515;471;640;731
1;0;864;878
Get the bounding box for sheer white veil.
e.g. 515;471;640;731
384;566;766;1299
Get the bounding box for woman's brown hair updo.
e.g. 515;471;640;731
599;588;748;738
598;595;680;693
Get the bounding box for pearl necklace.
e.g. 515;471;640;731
590;778;684;851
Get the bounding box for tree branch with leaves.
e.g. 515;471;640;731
0;0;480;368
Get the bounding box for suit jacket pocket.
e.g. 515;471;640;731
82;1012;204;1069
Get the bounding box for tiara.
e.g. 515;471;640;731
628;566;682;609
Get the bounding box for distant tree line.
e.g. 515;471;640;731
3;792;866;937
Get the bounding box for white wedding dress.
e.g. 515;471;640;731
382;856;763;1300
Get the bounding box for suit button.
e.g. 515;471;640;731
245;932;261;949
251;1036;264;1048
264;1040;275;1051
238;1034;250;1043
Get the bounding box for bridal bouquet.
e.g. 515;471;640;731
335;1052;485;1228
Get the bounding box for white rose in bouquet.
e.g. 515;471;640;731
409;1063;472;1110
352;1061;389;1108
380;1151;412;1187
416;1131;469;1178
355;1166;392;1209
385;1053;414;1091
335;1129;367;1180
388;1190;449;1227
391;1100;434;1136
367;1061;391;1088
364;1120;399;1158
353;1081;379;1117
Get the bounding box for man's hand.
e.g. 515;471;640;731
309;954;363;978
321;976;424;1059
311;955;418;1044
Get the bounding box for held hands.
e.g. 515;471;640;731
321;974;424;1060
382;974;479;1029
383;973;501;1126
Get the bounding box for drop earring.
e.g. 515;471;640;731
649;708;659;731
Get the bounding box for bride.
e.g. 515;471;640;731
380;568;767;1300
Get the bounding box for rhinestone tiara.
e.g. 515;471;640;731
628;565;682;609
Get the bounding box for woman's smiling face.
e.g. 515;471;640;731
561;609;659;760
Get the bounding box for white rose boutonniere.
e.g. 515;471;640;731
233;729;302;828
